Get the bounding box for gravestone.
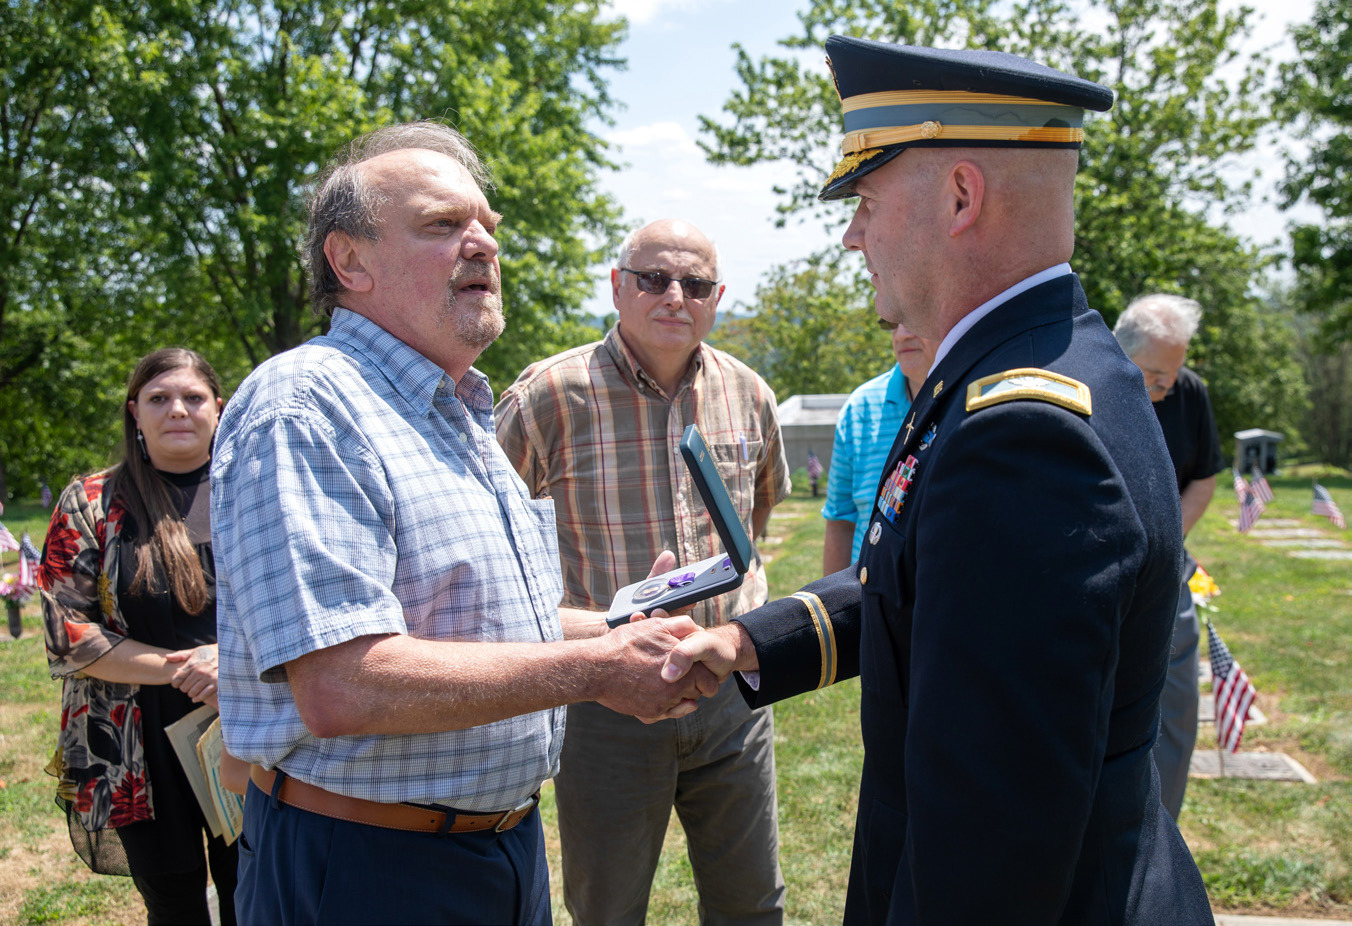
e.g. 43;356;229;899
1189;750;1315;782
1233;428;1283;474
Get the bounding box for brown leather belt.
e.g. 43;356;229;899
249;766;539;834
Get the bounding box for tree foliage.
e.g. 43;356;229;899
1279;0;1352;345
1;0;626;500
698;0;1306;454
708;250;894;399
0;0;147;499
99;0;625;375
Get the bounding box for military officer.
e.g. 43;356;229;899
664;38;1215;925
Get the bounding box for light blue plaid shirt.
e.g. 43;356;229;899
821;364;912;561
212;309;565;811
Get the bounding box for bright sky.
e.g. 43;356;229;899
583;0;1319;316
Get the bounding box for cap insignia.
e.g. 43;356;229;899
825;147;884;185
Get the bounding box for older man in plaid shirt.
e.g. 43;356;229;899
496;218;791;925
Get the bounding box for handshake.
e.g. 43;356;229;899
583;551;759;724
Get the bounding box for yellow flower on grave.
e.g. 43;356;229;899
1188;564;1220;601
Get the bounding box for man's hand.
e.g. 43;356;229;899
167;644;220;708
662;622;756;687
593;616;722;722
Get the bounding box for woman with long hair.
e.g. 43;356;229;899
40;347;238;925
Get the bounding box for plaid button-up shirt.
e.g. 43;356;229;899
495;325;790;628
212;309;565;811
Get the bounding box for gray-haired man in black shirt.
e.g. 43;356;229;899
1116;293;1227;820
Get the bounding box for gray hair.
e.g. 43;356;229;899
305;121;492;315
614;222;722;281
1114;293;1203;357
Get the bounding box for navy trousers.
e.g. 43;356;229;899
236;779;551;925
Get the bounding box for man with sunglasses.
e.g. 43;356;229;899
496;218;791;925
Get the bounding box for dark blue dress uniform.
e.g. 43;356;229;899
730;37;1215;926
736;275;1214;924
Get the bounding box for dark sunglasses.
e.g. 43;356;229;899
620;268;719;300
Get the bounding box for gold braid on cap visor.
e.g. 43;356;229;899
839;90;1085;155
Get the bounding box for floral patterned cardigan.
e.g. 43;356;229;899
40;470;154;838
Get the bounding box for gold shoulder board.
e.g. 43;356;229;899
965;368;1092;416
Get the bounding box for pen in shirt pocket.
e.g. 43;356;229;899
739;431;748;461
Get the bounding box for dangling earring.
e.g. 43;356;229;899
136;429;149;461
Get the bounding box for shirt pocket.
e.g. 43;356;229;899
706;440;760;528
857;506;914;704
860;500;913;611
524;497;565;642
499;487;565;642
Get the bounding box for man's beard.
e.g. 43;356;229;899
441;262;505;350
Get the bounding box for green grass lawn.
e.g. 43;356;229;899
2;472;1349;922
1181;465;1352;916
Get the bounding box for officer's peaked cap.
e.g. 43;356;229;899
820;37;1114;201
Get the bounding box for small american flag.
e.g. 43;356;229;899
1249;465;1274;504
1232;472;1264;533
40;482;52;508
1207;618;1257;753
17;544;36;589
1313;483;1345;529
806;450;823;481
0;522;18;553
20;532;41;564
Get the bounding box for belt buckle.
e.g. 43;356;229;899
493;792;540;833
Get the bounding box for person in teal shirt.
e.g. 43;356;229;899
822;320;936;573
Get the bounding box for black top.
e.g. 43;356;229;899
114;461;219;874
1152;366;1226;494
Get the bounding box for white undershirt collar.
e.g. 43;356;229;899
928;264;1072;375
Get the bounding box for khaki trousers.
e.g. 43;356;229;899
554;676;785;926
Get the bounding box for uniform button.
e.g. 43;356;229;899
458;432;467;442
860;566;869;585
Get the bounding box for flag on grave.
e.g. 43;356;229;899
1249;465;1274;504
1208;618;1257;754
1232;472;1264;533
1312;483;1345;529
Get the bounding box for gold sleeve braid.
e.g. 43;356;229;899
791;591;839;689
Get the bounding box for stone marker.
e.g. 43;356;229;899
1189;750;1315;783
1199;698;1266;726
1259;539;1347;549
1247;528;1333;539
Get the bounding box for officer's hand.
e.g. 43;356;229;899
662;622;756;686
